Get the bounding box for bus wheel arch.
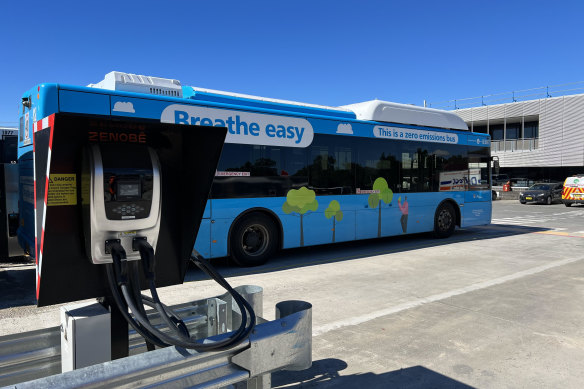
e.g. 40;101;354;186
433;199;459;239
228;209;282;267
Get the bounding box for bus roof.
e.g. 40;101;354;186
89;71;468;130
184;86;356;120
341;100;469;131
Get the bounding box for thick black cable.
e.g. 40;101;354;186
105;261;168;348
128;261;156;351
135;240;254;347
120;283;250;350
105;243;168;348
190;255;256;342
134;242;191;340
113;242;254;351
147;280;191;341
140;294;190;338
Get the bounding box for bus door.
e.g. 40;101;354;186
463;146;492;225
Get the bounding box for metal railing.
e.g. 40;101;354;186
491;139;538;153
0;285;312;389
427;81;584;110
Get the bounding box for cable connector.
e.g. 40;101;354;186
105;239;121;255
134;238;155;281
107;240;129;286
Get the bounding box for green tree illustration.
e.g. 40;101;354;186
325;200;344;242
367;177;394;237
282;187;319;246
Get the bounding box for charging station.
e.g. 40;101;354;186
33;113;225;306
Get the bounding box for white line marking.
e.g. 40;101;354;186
313;257;582;336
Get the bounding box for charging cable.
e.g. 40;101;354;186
105;240;256;351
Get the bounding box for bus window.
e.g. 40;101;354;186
431;144;468;192
306;134;354;195
211;143;308;198
355;136;399;193
468;146;490;190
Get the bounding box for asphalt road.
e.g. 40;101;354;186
2;200;584;388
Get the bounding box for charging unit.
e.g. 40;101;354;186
83;144;162;264
32;113;226;306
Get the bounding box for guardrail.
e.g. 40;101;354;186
427;81;584;110
0;285;312;388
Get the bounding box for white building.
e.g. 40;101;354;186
450;91;584;181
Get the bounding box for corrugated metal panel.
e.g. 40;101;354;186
561;95;584;166
454;109;473;122
505;102;523;118
487;105;505;119
539;98;563;166
470;106;488;121
522;100;540;116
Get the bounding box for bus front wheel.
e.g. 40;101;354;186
433;202;456;239
230;213;278;267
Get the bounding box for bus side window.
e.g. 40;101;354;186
430;144;468;192
468;146;490;190
356;137;399;193
307;134;354;195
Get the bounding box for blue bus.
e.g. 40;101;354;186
18;71;491;266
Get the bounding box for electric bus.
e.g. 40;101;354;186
18;71;492;266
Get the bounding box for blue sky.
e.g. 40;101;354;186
1;0;583;126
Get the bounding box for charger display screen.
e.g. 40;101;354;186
118;182;140;198
100;145;155;220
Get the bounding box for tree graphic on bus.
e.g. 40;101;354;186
367;177;394;237
324;200;343;242
282;187;319;246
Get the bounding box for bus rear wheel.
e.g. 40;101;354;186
230;213;278;267
433;202;456;238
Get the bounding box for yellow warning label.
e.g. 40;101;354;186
47;174;77;206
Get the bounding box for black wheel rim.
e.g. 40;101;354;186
437;208;452;232
241;224;269;257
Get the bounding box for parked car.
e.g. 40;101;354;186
519;183;563;205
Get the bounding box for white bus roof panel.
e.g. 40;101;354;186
89;71;183;98
190;86;354;114
342;100;469;131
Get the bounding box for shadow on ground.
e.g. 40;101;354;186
272;359;474;389
0;224;547;309
185;223;548;282
0;260;36;309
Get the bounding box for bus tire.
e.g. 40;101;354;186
433;202;456;239
230;213;278;267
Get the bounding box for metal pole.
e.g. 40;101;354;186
100;297;129;360
0;164;8;261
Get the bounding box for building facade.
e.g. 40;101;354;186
453;93;584;182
